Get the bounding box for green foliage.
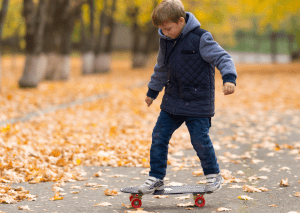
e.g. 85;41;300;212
2;0;25;40
1;0;299;52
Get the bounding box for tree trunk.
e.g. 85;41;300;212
94;0;117;73
132;0;158;69
133;21;158;68
94;0;110;74
0;0;9;91
81;0;95;75
43;2;57;80
45;0;84;80
19;0;49;88
104;0;117;54
270;32;278;64
130;7;142;69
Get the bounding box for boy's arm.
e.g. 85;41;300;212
147;41;168;100
199;32;237;85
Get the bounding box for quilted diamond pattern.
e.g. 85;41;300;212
161;27;215;117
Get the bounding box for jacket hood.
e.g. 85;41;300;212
158;12;201;40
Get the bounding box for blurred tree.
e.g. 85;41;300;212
81;0;117;75
0;0;9;91
81;0;95;75
94;0;110;73
2;0;24;52
19;0;85;88
44;0;84;80
128;0;158;69
251;0;300;62
19;0;49;88
185;0;236;46
98;0;117;72
116;0;158;69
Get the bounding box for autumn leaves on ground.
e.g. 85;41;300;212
0;54;300;211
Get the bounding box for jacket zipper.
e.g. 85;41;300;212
164;36;181;115
171;40;178;115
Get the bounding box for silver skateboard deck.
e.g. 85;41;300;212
120;185;206;195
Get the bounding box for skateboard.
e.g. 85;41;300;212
120;185;206;208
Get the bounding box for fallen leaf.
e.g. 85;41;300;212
278;166;291;171
175;194;190;200
268;204;278;207
192;170;204;176
238;195;253;200
243;185;261;193
294;192;300;197
217;207;232;211
92;170;102;177
177;202;195;207
259;167;271;172
257;176;268;180
267;152;275;157
108;174;127;178
228;185;243;189
153;195;169;199
236;170;245;175
49;192;64;201
251;159;264;164
70;186;81;189
122;203;132;208
104;189;118;196
132;177;140;180
18;205;30;210
85;183;97;187
279;178;289;187
257;187;269;192
94;202;112;206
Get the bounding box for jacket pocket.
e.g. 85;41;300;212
179;86;210;101
181;50;198;54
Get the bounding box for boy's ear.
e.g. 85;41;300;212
178;17;185;25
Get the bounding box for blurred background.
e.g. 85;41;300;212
0;0;299;90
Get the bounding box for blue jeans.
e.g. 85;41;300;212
149;110;220;180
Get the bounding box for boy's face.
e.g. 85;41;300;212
158;17;186;39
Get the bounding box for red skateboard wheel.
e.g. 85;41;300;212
131;198;142;208
129;195;134;201
194;196;205;207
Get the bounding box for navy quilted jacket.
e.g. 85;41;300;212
147;12;237;117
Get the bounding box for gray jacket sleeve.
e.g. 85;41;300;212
199;32;237;78
148;42;168;92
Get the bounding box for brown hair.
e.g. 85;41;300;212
152;0;186;27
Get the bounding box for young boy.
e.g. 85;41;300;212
138;0;237;194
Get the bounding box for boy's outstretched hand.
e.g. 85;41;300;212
145;96;153;107
223;82;235;95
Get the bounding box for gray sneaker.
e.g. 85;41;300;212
138;176;164;194
205;173;224;193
